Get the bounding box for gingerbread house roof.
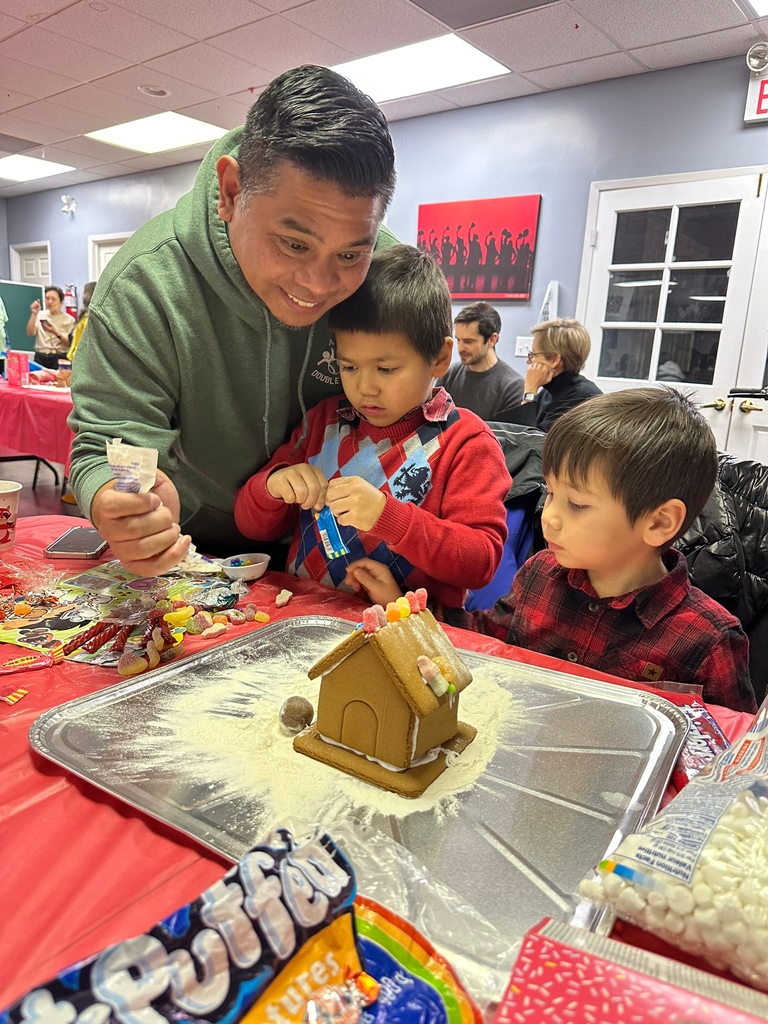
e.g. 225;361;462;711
308;608;472;719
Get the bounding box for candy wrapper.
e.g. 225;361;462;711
579;697;768;991
671;699;730;791
106;437;158;493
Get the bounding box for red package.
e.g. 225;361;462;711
671;698;730;790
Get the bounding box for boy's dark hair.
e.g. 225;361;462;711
454;301;501;341
45;286;64;302
328;244;452;363
238;65;396;209
543;387;718;541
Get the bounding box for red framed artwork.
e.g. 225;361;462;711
417;194;541;300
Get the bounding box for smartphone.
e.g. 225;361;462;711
44;526;109;559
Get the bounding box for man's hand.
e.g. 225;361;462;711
267;464;328;510
90;470;190;575
344;558;402;606
326;476;385;532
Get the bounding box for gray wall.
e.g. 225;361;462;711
4;54;767;370
0;200;8;280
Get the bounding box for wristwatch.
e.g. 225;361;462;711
522;392;537;404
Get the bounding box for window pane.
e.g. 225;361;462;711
673;202;739;262
599;329;653;379
605;270;663;322
612;208;670;264
657;331;719;385
664;268;729;324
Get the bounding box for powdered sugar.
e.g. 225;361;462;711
125;634;516;830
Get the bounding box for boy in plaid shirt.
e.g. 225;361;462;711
471;388;755;712
234;245;510;613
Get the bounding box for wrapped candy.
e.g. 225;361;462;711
303;973;379;1023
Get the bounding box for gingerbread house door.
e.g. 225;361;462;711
340;701;378;757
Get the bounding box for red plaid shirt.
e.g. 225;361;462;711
460;548;755;713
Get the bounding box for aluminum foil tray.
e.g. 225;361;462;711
30;615;687;943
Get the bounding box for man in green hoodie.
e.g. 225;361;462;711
68;65;397;574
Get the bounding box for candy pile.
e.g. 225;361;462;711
361;588;427;633
580;706;768;991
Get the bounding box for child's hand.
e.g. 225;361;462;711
344;558;402;606
267;464;328;510
326;476;385;532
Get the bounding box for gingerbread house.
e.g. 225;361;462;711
293;595;476;797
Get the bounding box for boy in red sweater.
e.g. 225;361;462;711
234;245;510;612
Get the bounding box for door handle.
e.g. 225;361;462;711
740;399;764;413
700;398;727;411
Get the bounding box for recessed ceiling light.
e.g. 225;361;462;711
139;85;170;98
743;0;768;15
332;34;510;105
86;111;226;153
0;154;75;182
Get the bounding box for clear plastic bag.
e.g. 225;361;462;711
579;698;768;990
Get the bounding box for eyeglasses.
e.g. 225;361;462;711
526;350;549;362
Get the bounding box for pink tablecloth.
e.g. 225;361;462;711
0;379;74;472
0;516;757;1008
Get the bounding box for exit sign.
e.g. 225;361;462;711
745;72;768;122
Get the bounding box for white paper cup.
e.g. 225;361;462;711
0;481;22;551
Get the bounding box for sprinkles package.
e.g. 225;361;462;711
579;699;768;992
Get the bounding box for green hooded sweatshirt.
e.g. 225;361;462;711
68;128;397;552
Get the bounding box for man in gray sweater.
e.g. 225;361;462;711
439;302;523;421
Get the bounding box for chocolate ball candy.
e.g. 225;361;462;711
279;696;314;735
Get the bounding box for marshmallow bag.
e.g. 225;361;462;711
580;701;768;990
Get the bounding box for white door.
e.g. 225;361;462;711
88;233;133;280
11;244;50;286
577;170;768;454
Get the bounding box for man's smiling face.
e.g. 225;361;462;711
217;157;385;328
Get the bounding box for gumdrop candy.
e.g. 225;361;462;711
385;603;401;622
201;622;227;639
395;596;411;618
254;611;270;623
405;591;420;614
117;651;148;677
362;607;379;633
415;588;428;611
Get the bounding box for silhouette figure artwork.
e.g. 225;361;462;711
417;195;541;299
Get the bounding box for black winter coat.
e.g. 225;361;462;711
676;451;768;631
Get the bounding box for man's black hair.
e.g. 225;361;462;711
328;244;451;363
239;65;395;209
454;301;501;341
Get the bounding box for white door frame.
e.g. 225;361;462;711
9;241;51;284
575;164;768;325
88;232;133;280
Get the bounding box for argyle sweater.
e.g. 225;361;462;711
234;388;510;608
457;548;755;712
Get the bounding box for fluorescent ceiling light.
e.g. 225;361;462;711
743;0;768;16
614;280;664;287
86;111;226;153
0;154;75;182
333;34;510;104
689;295;727;301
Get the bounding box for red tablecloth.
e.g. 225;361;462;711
0;516;756;1009
0;379;74;473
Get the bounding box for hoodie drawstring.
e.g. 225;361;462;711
262;308;315;457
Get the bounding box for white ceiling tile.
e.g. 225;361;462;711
114;151;183;170
0;87;37;113
0;0;71;20
89;161;152;178
41;0;197;62
22;144;108;169
379;93;457;122
49;134;141;160
0;55;81;98
52;84;158;124
96;65;218;110
283;0;445;59
632;24;763;71
208;14;355;73
0;169;102;193
571;0;747;50
0;25;132;79
525;50;647;90
256;0;309;9
461;5;619;73
437;72;543;106
178;95;252;129
7;99;114;135
0;111;74;144
0;11;26;40
110;0;269;40
145;42;272;96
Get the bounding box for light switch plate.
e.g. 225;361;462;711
515;335;533;357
